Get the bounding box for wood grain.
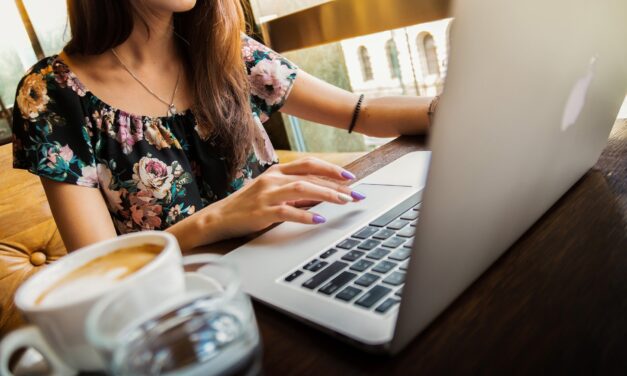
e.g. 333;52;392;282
192;121;626;374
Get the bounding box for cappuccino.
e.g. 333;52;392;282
36;243;162;306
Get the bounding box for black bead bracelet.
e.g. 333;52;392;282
348;94;365;134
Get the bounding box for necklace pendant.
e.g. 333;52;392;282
168;104;177;117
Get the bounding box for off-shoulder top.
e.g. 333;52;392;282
12;35;298;234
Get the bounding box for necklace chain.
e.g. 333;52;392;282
111;48;181;117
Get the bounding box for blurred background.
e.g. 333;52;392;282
0;0;451;153
0;0;624;151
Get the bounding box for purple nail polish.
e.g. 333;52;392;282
341;170;356;180
351;191;366;200
312;214;326;224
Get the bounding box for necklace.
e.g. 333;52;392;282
111;48;181;117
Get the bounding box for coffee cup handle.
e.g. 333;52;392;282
0;325;76;376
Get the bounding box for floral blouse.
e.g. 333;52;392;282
12;35;298;234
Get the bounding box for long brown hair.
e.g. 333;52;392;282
65;0;254;180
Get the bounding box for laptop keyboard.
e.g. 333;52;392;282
282;192;421;314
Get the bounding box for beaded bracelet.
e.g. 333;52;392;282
348;94;365;134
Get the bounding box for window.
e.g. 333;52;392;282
265;11;453;151
250;0;332;20
22;0;70;56
358;46;373;81
0;0;37;106
385;39;401;79
0;0;69;144
418;33;440;76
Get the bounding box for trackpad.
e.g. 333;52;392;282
323;207;367;231
358;151;431;187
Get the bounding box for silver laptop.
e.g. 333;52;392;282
221;0;626;353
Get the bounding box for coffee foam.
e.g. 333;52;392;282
35;244;162;307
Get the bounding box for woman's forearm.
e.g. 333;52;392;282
356;96;433;138
281;72;433;138
165;207;224;251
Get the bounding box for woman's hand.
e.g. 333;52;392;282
167;157;366;249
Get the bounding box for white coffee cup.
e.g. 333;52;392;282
0;231;186;375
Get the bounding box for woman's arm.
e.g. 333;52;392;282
280;70;433;138
41;178;118;251
42;158;363;252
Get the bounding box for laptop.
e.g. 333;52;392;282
221;0;626;353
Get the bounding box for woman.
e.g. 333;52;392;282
12;0;435;251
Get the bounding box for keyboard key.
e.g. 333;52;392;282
366;248;390;260
336;286;363;302
337;239;360;250
382;271;406;286
400;210;419;220
341;250;364;262
399;261;409;271
358;239;381;251
412;203;422;211
395;287;403;297
309;261;328;272
355;273;380;287
387;219;409;230
382;237;405;248
410;221;417;227
303;259;328;272
373;261;397;274
320;248;337;259
397;226;415;238
352;226;379;239
355;285;392;308
302;261;348;289
350;259;374;272
375;297;400;313
389;248;411;261
284;270;303;282
403;237;415;248
373;229;395;240
319;271;357;295
369;192;422;227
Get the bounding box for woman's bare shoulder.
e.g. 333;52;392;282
58;51;117;90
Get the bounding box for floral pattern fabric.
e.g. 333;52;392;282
12;35;298;234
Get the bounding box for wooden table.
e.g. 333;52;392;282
193;120;627;375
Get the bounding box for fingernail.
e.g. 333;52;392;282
313;214;326;224
338;193;353;202
341;170;356;180
351;191;366;200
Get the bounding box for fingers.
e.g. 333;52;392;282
276;157;356;181
298;175;366;201
288;199;322;208
266;180;354;205
301;175;353;195
266;205;327;225
267;172;365;201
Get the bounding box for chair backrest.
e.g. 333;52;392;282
0;143;67;337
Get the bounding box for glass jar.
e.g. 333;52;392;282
86;255;262;376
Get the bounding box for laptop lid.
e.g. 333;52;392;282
392;0;626;352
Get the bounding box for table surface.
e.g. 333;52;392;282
193;120;627;375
